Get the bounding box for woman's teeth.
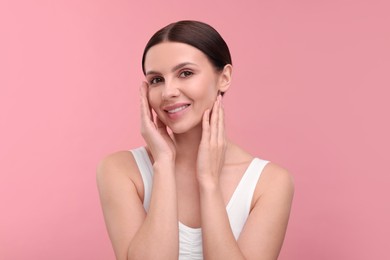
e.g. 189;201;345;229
167;105;189;114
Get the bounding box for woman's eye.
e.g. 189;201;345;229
150;77;163;85
179;70;193;78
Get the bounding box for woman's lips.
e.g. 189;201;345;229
163;103;191;120
166;104;190;114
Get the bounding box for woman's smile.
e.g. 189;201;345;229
163;103;191;120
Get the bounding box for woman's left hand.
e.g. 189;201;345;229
196;94;227;186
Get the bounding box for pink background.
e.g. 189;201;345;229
1;0;389;259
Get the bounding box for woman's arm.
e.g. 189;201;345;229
197;97;245;259
96;153;179;260
237;163;294;259
199;163;294;260
199;179;246;259
127;160;179;259
197;96;294;259
96;82;179;259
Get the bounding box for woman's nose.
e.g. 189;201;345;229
162;80;180;99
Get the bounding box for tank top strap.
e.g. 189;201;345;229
130;147;153;211
226;158;269;240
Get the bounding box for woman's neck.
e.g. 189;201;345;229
171;124;235;170
173;123;203;164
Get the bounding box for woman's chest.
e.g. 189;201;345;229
175;162;251;228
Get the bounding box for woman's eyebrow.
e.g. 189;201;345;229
171;62;196;72
145;62;196;76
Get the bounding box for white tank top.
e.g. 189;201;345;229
130;147;269;260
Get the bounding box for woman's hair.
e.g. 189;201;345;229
141;20;232;75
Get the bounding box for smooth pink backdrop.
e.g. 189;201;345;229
1;0;389;259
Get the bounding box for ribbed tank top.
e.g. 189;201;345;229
130;147;269;260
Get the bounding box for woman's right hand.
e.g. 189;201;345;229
140;81;176;163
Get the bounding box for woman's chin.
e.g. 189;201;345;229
167;122;202;135
168;126;188;135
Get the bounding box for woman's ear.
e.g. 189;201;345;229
218;64;233;93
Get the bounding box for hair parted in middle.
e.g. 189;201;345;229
141;20;232;76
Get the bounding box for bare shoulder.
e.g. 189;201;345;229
261;162;294;189
96;150;144;201
254;161;294;205
227;141;294;192
97;151;136;176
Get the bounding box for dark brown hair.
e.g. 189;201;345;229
141;20;232;75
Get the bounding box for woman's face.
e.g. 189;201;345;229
143;42;228;134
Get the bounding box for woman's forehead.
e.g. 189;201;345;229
144;42;210;73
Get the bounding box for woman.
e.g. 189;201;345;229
97;20;294;260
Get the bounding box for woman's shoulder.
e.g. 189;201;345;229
260;162;294;189
227;142;294;201
228;142;293;181
253;160;294;208
97;150;137;176
96;148;145;197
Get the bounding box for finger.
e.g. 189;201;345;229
141;82;158;129
201;109;211;144
140;81;151;120
156;116;169;136
210;98;219;144
218;95;225;143
147;88;155;125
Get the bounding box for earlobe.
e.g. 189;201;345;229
218;64;233;93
